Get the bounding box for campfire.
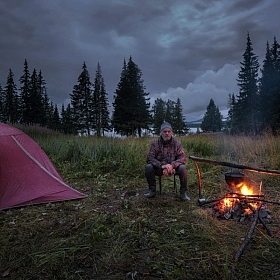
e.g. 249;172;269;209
189;156;280;261
210;172;271;223
197;171;275;260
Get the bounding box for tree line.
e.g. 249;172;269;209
0;56;187;136
0;59;60;129
191;33;280;135
1;33;280;136
226;33;280;135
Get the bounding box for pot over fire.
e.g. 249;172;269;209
225;171;245;188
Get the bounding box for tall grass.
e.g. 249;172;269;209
17;124;280;196
16;124;280;197
1;124;280;279
216;133;280;169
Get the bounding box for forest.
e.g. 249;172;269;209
0;33;280;135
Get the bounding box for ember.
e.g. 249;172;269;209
211;192;271;222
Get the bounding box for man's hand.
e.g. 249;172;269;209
162;164;173;176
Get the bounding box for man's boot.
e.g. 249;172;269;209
180;187;190;201
144;186;156;198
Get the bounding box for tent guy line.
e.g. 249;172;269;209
12;135;76;189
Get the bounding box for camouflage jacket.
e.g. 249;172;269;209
146;136;187;169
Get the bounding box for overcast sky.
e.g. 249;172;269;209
1;0;280;121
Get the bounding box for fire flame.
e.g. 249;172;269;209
240;184;254;196
219;197;235;212
220;182;259;214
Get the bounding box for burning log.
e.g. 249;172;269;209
200;193;271;220
197;193;265;207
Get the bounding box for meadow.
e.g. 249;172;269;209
1;125;280;279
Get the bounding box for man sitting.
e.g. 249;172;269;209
144;122;190;201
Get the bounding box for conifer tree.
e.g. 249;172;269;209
152;98;166;134
0;84;4;122
112;57;151;137
151;97;188;135
61;104;75;134
48;104;61;131
201;99;222;132
112;59;128;135
226;93;237;133
235;33;260;134
270;37;280;132
99;77;111;136
37;70;48;126
70;62;93;135
28;69;46;125
173;98;189;135
92;63;110;136
43;91;53;128
259;37;280;132
19;61;48;126
19;59;31;124
3;69;19;123
259;41;274;130
165;99;175;125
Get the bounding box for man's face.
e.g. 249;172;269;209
161;128;172;141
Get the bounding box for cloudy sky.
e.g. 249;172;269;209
1;0;280;121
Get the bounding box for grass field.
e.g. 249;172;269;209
1;126;280;279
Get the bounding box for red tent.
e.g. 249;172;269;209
0;123;86;210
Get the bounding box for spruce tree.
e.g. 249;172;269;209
112;57;151;137
151;98;188;135
152;98;166;134
165;99;175;125
43;91;52;128
19;59;31;124
258;39;280;133
99;76;111;136
201;99;223;132
28;69;46;125
266;37;280;132
0;84;4;122
3;69;19;123
259;41;275;130
19;60;51;126
61;103;75;134
173;98;189;135
235;33;260;135
93;63;110;136
226;93;237;133
48;104;61;131
70;62;93;135
37;70;48;126
112;59;128;135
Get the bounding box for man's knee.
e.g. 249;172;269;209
145;164;154;173
177;164;187;175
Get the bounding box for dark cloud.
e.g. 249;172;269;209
1;0;280;121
